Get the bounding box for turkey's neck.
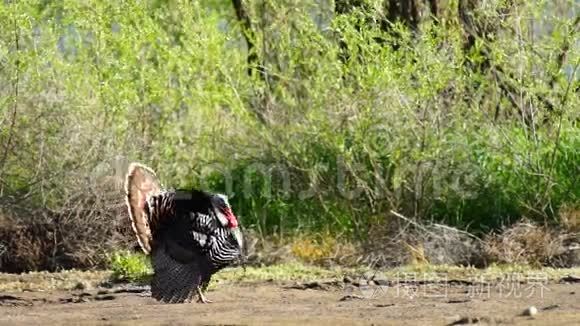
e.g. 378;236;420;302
207;228;241;270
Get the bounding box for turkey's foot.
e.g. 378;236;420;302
196;287;213;304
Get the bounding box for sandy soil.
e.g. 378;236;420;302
1;278;579;326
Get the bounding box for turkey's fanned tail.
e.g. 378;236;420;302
150;244;206;303
125;163;161;254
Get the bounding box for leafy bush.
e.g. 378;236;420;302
109;251;151;283
0;0;577;271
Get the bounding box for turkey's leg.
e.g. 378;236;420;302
196;286;213;303
196;274;212;303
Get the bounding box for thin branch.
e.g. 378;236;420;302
549;15;580;89
389;210;428;232
390;210;483;244
540;59;580;213
0;19;20;184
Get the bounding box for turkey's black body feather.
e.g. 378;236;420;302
125;163;243;304
145;190;242;303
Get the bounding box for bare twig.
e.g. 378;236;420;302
389;210;429;233
390;210;482;243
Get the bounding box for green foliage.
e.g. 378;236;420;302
0;0;578;273
108;251;152;283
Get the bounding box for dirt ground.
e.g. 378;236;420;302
0;279;579;326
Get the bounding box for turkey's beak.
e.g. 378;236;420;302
231;227;246;271
231;227;244;251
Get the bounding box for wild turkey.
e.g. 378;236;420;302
124;162;244;303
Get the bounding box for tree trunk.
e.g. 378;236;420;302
385;0;420;31
231;0;265;80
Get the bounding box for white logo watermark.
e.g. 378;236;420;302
345;272;551;300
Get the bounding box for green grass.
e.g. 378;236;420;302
1;261;578;293
108;251;580;288
108;250;152;283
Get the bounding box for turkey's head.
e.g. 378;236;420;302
211;194;244;252
211;194;238;229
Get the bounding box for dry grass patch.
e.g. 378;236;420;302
483;220;579;267
0;270;111;292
